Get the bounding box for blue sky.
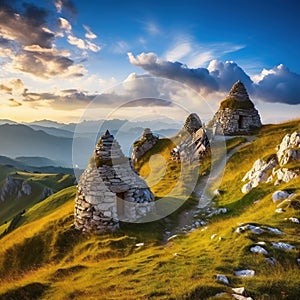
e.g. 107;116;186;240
0;0;300;123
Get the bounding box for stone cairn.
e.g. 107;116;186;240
75;130;155;233
131;128;158;163
170;113;210;163
210;81;262;135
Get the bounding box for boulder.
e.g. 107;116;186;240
277;132;300;166
250;245;268;255
216;274;229;285
234;269;255;277
272;190;290;202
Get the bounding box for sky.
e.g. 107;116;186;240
0;0;300;124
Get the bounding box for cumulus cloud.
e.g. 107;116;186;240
128;52;218;94
0;1;85;78
0;3;54;48
128;52;300;105
208;60;253;92
67;35;101;52
254;64;300;105
58;17;72;33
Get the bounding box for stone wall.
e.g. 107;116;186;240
131;128;158;163
171;113;210;163
210;81;262;135
75;130;155;233
212;107;262;135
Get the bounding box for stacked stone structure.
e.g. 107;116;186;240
210;81;262;135
75;130;155;233
131;128;158;163
171;113;210;163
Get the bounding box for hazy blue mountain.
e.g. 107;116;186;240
15;156;66;168
27;125;74;138
0;155;77;175
27;119;65;128
0;124;73;166
0;119;17;125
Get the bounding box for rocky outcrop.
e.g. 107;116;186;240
0;176;32;201
184;113;202;134
75;130;155;233
210;81;262;135
170;113;210;163
40;187;53;200
242;131;300;193
276;131;300;165
131;128;158;163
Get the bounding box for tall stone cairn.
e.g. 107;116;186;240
75;130;155;233
210;81;262;135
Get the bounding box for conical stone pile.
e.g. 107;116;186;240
75;130;155;233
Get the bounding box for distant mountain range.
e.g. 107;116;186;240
0;119;180;169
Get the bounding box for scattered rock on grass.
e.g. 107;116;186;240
216;274;229;285
250;245;268;255
272;190;290;202
232;287;245;295
271;242;295;250
288;217;299;224
234;269;255;277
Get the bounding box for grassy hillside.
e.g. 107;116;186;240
0;165;75;225
0;119;299;299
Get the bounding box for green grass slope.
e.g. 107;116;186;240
0;119;299;299
0;165;75;225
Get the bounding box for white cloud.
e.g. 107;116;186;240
58;17;72;33
86;40;101;53
55;0;63;13
165;42;192;62
128;52;300;106
254;64;300;104
67;35;86;50
23;45;71;57
164;40;245;68
83;25;97;39
128;52;218;95
208;59;253;92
